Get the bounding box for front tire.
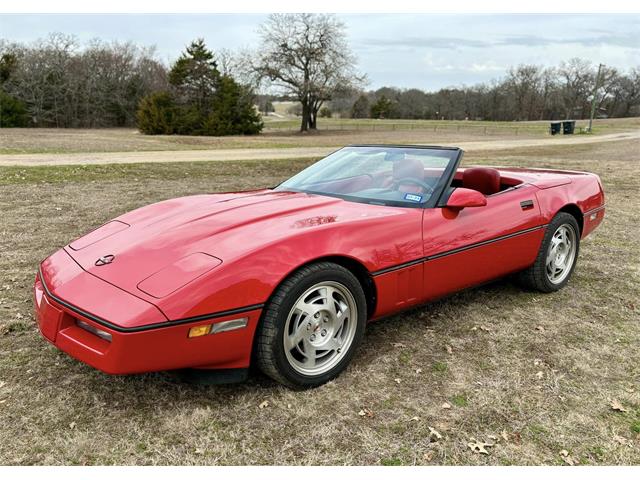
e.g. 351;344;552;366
255;262;367;388
517;212;580;292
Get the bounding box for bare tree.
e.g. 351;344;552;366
558;58;594;119
254;13;363;131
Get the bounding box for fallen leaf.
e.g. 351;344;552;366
501;430;509;442
488;434;498;441
195;447;205;455
513;432;522;446
445;345;453;354
610;400;628;412
394;378;401;384
428;427;442;440
471;326;478;331
468;438;494;454
441;402;452;410
559;450;576;465
410;416;420;422
258;400;270;409
535;371;544;379
392;342;406;348
479;325;491;332
415;368;423;374
0;381;6;389
613;435;632;447
69;422;76;430
358;407;374;418
535;325;545;332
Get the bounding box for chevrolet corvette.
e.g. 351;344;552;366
34;145;605;388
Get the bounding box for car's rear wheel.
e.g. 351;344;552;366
255;262;367;388
517;212;580;292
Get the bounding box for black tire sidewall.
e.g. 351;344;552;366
269;265;367;388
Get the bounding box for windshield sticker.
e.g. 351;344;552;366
404;193;423;202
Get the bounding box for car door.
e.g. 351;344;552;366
421;183;545;301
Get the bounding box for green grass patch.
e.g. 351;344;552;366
432;361;448;373
450;394;469;407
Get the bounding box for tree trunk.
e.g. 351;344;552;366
309;109;317;129
300;101;310;132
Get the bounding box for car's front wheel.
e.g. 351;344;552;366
255;262;367;388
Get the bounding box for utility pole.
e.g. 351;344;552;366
588;63;604;133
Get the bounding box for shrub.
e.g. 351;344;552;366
136;91;178;135
204;76;263;135
319;106;332;118
351;94;370;119
0;91;29;127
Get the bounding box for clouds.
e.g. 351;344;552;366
0;13;638;90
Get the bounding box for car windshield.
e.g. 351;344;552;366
276;146;459;207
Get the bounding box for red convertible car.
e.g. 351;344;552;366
34;145;605;388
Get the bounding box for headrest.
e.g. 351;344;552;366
393;157;424;181
462;167;501;195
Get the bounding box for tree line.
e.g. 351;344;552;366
1;14;639;134
334;60;640;122
0;33;167;128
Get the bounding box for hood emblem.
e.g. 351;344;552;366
95;254;115;266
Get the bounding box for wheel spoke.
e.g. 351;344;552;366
322;286;338;317
285;322;307;351
303;339;316;367
323;337;343;352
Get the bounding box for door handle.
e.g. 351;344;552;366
520;200;534;210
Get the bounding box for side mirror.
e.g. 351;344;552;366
446;188;487;210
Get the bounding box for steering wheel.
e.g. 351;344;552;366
393;177;435;195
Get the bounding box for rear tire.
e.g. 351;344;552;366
255;262;367;389
517;212;580;292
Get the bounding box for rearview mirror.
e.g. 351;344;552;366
446;188;487;210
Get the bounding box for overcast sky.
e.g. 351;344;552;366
1;13;638;90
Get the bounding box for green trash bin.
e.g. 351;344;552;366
550;122;561;135
562;120;576;135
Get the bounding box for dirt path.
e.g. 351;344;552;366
1;130;638;167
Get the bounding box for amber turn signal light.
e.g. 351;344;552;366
188;324;212;338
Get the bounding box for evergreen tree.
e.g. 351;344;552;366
351;94;370;118
136;40;263;136
205;76;263;135
168;38;220;118
370;95;393;119
136;91;177;134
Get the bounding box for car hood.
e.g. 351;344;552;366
64;189;347;297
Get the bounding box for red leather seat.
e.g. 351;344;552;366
462;167;501;195
393;157;424;194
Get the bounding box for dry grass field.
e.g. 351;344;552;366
1;117;638;155
0;128;638;465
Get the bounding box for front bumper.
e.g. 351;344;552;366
34;250;262;375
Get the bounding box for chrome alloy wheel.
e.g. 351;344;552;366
283;281;358;376
545;224;577;284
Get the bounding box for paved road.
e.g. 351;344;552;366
1;131;638;167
